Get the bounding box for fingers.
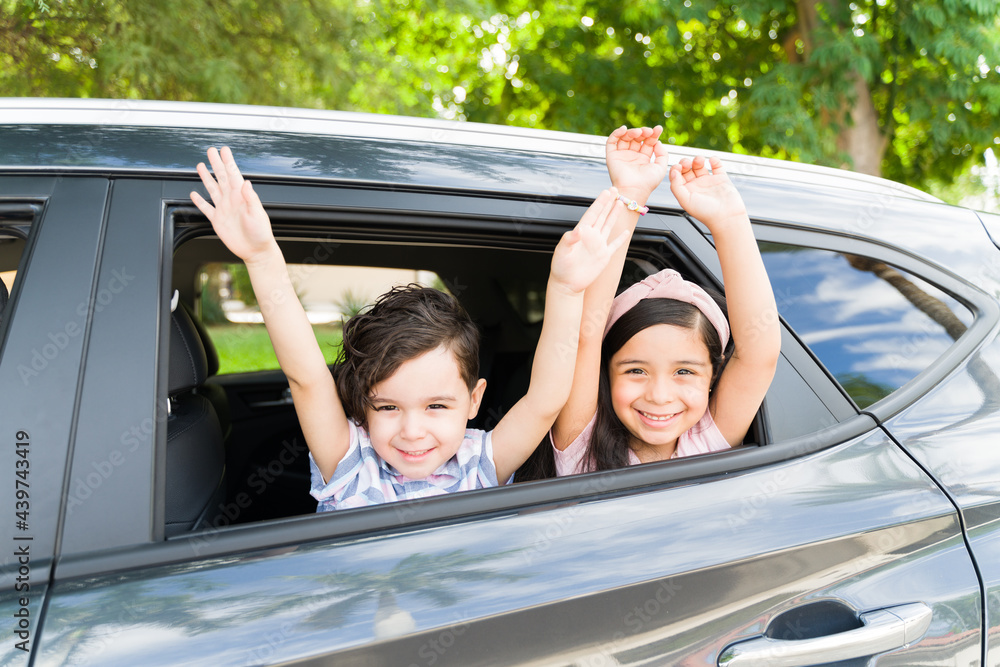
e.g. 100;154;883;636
671;155;719;182
189;190;215;221
195;161;222;201
691;155;711;178
577;188;619;232
220;146;245;189
205;147;228;189
608;125;662;156
203;146;245;197
241;179;263;210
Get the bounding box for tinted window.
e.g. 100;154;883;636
760;243;973;408
0;228;28;338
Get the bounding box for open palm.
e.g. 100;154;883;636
605;126;670;196
190;147;276;263
669;156;746;226
551;189;627;293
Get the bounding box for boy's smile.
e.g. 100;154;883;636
366;345;486;479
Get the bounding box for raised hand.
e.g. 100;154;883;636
669;156;748;228
190;147;277;263
550;189;629;293
605;125;670;199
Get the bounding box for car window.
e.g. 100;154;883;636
0;225;29;343
760;242;974;408
197;262;447;374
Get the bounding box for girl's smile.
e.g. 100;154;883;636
609;323;713;461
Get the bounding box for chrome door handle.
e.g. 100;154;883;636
718;602;932;666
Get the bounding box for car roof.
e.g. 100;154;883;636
0;97;940;203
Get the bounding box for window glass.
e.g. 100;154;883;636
760;242;973;408
0;232;27;336
197;262;445;374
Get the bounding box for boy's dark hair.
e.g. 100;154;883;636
335;284;480;427
584;292;732;472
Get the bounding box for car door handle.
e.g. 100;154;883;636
718;602;932;667
247;387;294;408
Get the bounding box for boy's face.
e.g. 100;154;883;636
366;345;486;480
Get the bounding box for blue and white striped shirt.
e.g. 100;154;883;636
310;419;500;511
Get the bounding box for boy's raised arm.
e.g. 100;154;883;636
191;147;350;481
491;190;627;483
552;126;669;449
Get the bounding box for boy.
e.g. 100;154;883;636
191;146;627;510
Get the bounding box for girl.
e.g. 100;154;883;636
190;146;631;509
551;144;781;473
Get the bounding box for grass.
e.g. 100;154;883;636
207;323;344;374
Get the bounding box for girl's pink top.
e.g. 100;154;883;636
551;409;731;476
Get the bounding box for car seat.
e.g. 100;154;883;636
165;301;227;536
178;300;231;441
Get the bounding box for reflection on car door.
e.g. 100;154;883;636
35;422;980;665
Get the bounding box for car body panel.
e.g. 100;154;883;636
0;176;109;664
34;429;980;666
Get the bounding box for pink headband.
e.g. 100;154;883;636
605;269;730;348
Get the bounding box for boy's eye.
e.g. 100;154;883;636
428;404;448;410
374;405;397;412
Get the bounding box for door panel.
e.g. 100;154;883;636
0;177;108;667
36;428;979;665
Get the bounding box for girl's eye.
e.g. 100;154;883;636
625;368;646;376
374;405;397;412
676;368;695;376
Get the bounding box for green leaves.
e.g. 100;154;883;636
3;0;997;189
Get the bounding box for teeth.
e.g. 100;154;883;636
403;448;431;456
640;411;673;422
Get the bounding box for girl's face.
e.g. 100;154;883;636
608;323;713;461
366;345;486;479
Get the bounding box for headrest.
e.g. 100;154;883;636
169;301;209;394
180;300;220;378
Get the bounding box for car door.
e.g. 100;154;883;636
31;182;983;666
860;204;1000;666
0;176;108;667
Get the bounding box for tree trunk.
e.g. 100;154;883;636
792;0;889;177
836;72;889;177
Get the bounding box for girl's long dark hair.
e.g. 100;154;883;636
584;294;731;472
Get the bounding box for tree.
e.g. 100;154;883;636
0;0;358;105
4;0;997;190
449;0;1000;187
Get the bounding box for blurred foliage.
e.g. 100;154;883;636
3;0;998;189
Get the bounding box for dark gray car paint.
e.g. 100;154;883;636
0;177;108;662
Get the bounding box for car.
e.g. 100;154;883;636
2;97;1000;666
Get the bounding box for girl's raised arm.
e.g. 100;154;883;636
669;156;780;446
191;148;351;481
